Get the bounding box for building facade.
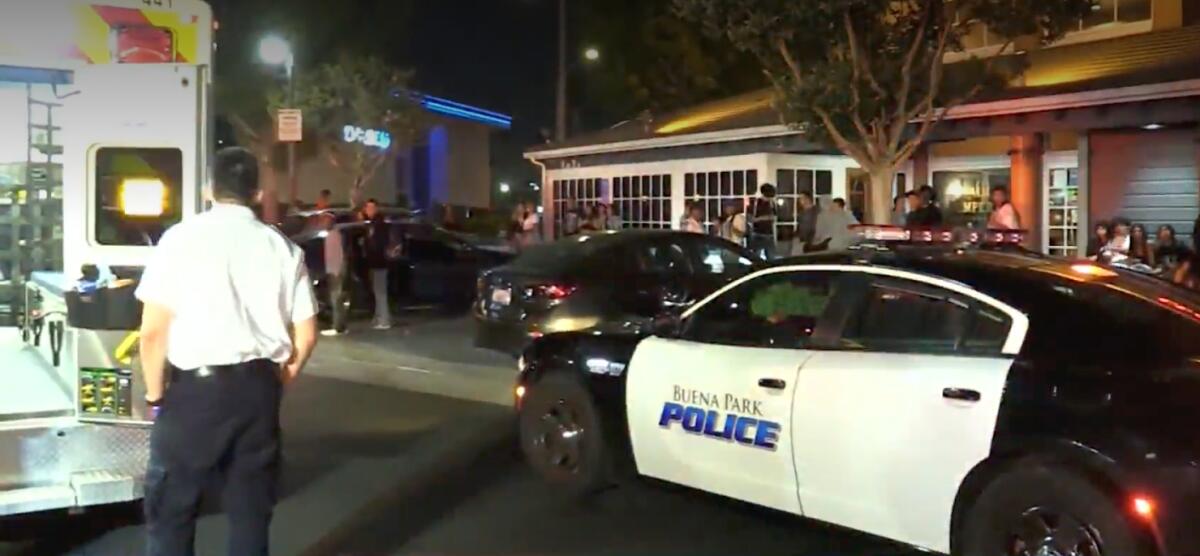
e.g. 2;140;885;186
526;0;1200;256
295;94;511;211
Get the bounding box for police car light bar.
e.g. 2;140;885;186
851;226;1028;247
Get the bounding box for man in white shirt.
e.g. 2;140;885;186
136;147;318;556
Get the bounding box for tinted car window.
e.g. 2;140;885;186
684;271;839;349
690;239;755;275
508;236;608;273
630;240;693;274
840;280;982;354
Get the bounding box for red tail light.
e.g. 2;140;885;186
529;283;577;300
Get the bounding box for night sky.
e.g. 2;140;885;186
208;0;568;187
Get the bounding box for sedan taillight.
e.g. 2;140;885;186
528;283;577;300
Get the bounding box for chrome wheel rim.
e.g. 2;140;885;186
530;399;584;473
1006;507;1104;556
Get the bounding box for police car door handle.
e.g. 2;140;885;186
758;378;787;390
942;387;981;402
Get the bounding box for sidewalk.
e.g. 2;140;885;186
307;315;518;406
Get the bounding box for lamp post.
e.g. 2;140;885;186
258;35;297;210
553;0;600;142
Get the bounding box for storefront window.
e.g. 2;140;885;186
685;169;758;234
1046;168;1080;258
932;169;1010;228
776;168;833;241
94;147;183;246
612;174;671;230
551;178;601;238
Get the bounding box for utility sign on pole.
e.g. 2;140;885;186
276;109;302;142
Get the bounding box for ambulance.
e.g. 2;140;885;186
0;0;212;516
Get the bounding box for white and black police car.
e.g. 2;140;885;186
514;226;1200;556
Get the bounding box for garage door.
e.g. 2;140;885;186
1093;130;1200;245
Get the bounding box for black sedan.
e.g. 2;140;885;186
474;230;757;356
292;213;513;318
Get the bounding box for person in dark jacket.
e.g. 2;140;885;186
906;186;943;227
360;199;394;329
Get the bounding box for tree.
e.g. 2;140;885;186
675;0;1094;223
286;55;420;207
576;0;763;126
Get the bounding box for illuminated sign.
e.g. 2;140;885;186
342;125;392;150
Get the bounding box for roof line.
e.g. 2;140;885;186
525;124;793;160
526;78;1200;161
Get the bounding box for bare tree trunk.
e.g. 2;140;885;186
350;175;365;209
867;167;895;225
260;156;280;224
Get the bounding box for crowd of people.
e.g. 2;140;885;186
1087;218;1194;271
558;201;623;239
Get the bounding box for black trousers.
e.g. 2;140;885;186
145;360;282;556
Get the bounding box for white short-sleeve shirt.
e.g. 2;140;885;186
135;203;317;370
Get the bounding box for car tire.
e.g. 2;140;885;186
518;374;612;496
958;463;1149;556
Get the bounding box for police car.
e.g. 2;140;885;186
514;226;1200;556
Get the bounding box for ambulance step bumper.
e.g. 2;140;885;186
0;471;141;517
0;485;76;515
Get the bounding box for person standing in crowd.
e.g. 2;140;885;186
1129;223;1153;266
748;183;779;259
579;205;599;234
812;198;860;252
520;203;540;247
361;199;394;330
136;147;318;556
1087;220;1111;259
891;194;907;227
906;187;942;227
319;212;347;337
682;203;705;234
794;192;820;253
562;199;581;237
987;186;1021;230
1105;218;1132;256
315;189;333;211
1154;225;1191;270
599;203;622;231
508;203;527;247
718;201;747;246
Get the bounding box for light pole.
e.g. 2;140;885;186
258;35;297;210
554;0;602;142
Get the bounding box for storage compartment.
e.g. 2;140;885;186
66;284;141;331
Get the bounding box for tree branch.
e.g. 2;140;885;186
843;12;887;104
841;12;879;159
812;105;872;165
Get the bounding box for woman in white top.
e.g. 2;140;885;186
682;203;705;234
520;205;540;248
987;186;1021;230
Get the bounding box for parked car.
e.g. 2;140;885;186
289;211;513;319
474;230;757;356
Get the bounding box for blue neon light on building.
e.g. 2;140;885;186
418;94;512;130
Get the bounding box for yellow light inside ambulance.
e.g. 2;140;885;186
119;179;167;217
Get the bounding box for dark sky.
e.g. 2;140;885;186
209;0;565;185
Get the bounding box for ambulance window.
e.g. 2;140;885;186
93;147;183;246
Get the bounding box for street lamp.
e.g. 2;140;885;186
584;47;600;62
500;182;512;194
258;34;298;214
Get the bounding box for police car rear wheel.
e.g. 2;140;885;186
518;375;610;494
959;465;1145;556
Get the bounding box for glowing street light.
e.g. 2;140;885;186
584;47;600;62
257;35;294;72
499;182;512;194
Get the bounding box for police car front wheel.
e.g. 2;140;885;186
959;465;1149;556
518;375;612;495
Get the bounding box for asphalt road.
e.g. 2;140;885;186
0;316;927;556
328;444;924;556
